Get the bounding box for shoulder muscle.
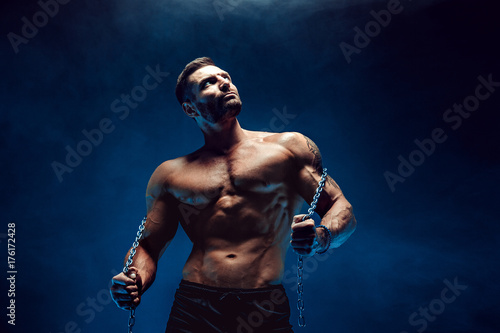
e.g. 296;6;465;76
276;132;324;175
145;159;180;209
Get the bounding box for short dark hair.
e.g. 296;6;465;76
175;57;215;105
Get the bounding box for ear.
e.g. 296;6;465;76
182;100;198;118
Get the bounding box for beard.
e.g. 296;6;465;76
222;97;242;118
196;94;242;123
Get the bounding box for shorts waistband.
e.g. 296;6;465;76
179;279;286;296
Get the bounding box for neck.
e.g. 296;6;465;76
199;117;246;152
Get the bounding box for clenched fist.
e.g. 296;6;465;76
290;214;329;256
110;267;142;310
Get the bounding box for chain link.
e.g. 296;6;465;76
123;216;147;333
297;168;327;328
128;308;136;332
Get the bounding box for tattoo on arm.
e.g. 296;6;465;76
303;136;340;190
304;135;323;174
327;175;340;189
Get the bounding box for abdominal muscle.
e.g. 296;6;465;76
181;237;288;289
179;192;296;289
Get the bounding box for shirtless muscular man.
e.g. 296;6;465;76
110;57;356;332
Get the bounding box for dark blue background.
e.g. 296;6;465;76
1;0;499;332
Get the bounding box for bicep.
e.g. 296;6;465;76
297;165;345;218
140;166;180;262
290;133;345;217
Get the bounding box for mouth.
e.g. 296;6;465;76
224;92;236;98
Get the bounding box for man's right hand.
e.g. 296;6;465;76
110;267;142;310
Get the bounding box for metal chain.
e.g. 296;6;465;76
123;216;147;333
297;168;328;328
297;255;306;327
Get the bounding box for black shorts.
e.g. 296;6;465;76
166;280;294;333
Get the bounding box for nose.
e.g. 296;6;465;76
219;76;230;92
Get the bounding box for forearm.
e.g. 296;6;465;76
319;198;356;249
123;245;157;293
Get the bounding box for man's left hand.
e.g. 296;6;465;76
291;214;325;256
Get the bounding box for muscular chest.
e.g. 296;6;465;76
168;141;295;207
